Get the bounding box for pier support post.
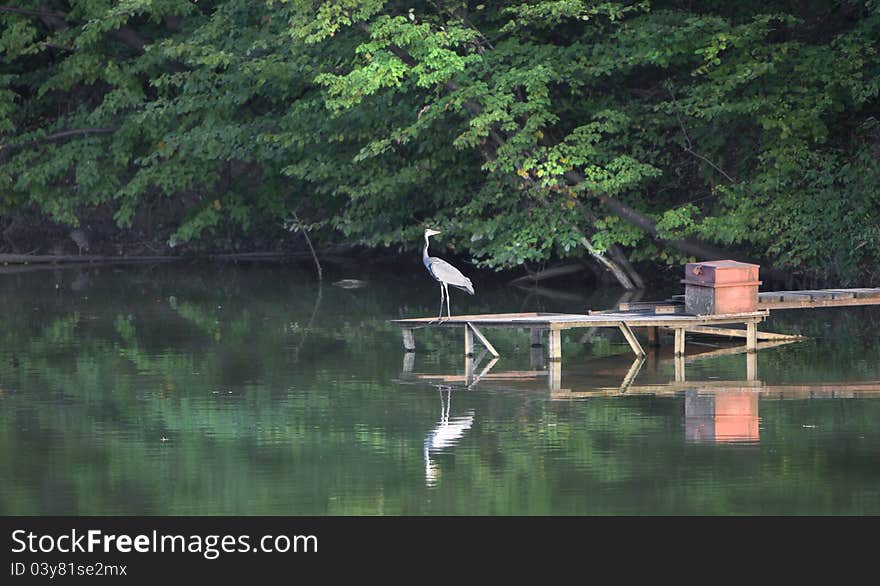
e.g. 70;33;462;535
530;347;544;370
402;328;415;352
548;359;561;392
646;326;661;347
619;322;646;357
464;326;474;357
746;351;757;381
674;355;686;382
548;329;562;362
674;328;685;357
468;323;500;358
530;328;545;368
529;328;543;347
647;346;660;374
746;322;758;353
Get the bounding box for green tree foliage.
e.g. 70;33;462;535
1;1;879;282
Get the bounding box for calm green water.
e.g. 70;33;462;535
1;262;879;515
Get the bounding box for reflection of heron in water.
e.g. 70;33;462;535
424;386;474;487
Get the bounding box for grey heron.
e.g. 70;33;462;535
423;228;474;320
69;228;90;255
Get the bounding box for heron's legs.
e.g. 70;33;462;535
436;284;445;321
444;282;452;318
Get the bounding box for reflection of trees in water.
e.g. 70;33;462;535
0;266;440;514
2;267;880;514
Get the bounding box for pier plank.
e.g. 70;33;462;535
669;325;803;340
618;300;683;311
759;295;880;310
757;287;880;308
393;310;767;329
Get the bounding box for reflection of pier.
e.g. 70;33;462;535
410;357;880;400
401;335;786;393
685;391;758;443
400;344;880;446
554;379;880;400
558;379;880;445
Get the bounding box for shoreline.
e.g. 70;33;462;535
0;251;304;265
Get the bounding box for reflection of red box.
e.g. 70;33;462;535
682;260;761;315
714;392;759;442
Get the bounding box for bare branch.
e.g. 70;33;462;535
0;6;67;19
291;210;323;281
1;127;117;158
682;142;739;185
668;88;741;186
1;5;150;55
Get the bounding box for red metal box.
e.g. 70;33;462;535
682;260;761;315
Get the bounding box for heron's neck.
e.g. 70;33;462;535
423;234;430;263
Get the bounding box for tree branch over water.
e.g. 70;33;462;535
0;5;159;55
0;128;118;159
289;211;323;282
0;6;67;19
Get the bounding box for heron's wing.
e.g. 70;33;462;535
428;257;474;294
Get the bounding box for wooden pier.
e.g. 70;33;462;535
393;274;880;400
616;288;880;312
759;288;880;309
392;286;880;368
394;310;770;362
